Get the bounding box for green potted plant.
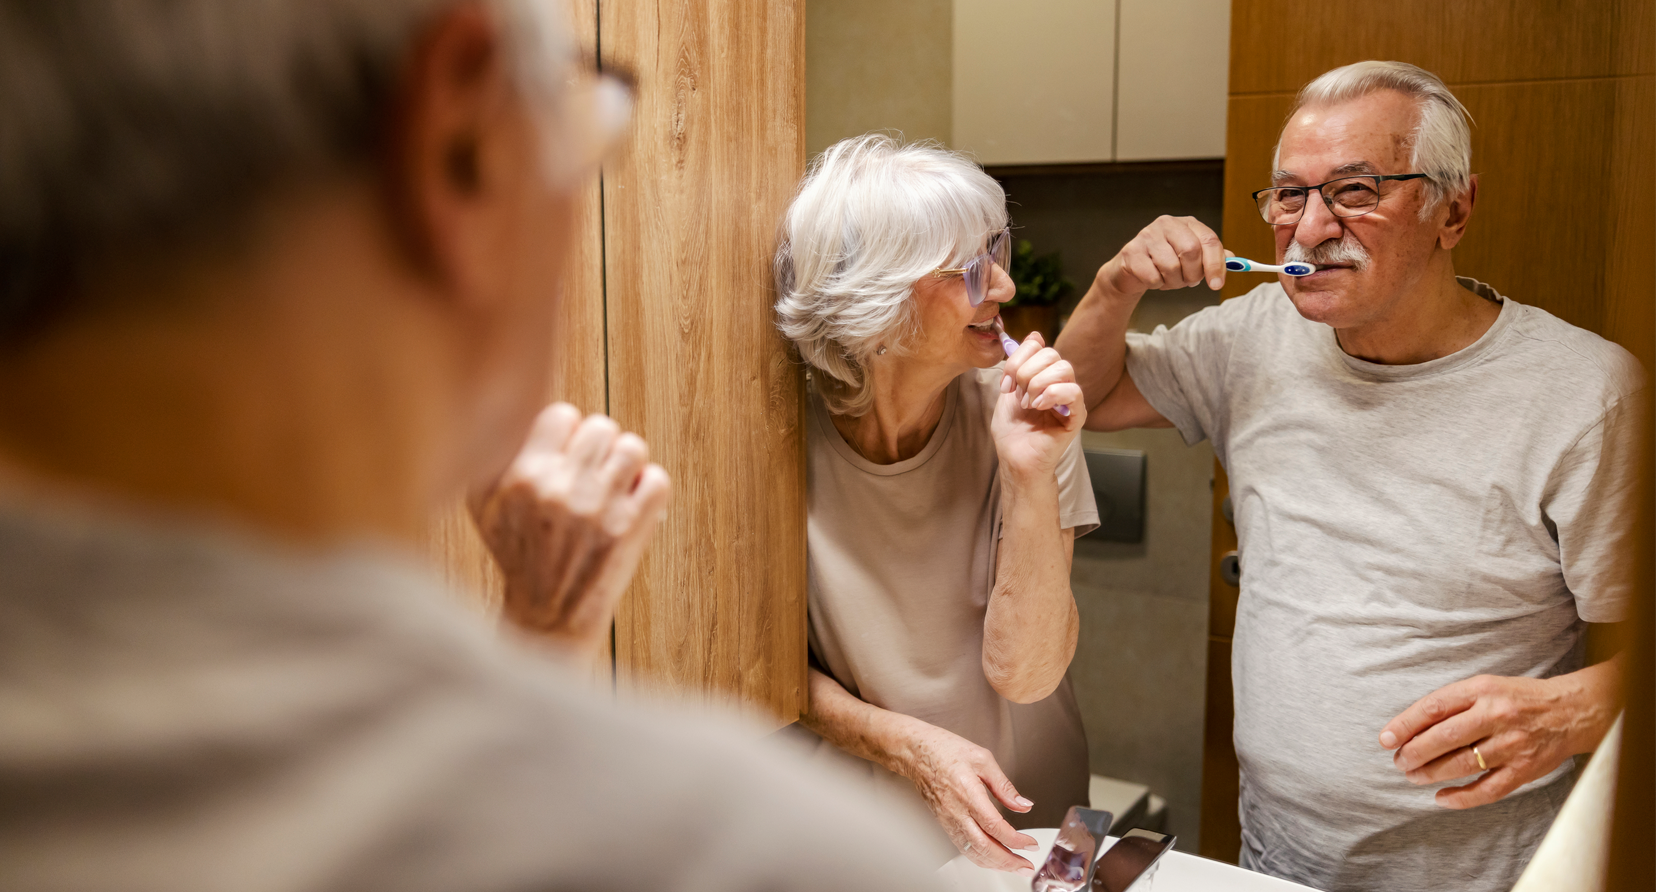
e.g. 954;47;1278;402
1001;238;1074;342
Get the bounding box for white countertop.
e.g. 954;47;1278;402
937;828;1324;892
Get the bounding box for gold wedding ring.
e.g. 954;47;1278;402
1473;745;1488;771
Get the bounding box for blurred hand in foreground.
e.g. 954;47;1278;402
470;403;671;659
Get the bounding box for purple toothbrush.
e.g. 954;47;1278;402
992;317;1070;417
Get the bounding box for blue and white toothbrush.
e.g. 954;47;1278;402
991;317;1070;417
1225;257;1317;277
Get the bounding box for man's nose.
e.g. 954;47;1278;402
1292;190;1345;249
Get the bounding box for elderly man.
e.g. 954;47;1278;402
1049;61;1643;891
0;1;943;889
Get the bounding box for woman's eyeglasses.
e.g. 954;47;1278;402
933;228;1011;307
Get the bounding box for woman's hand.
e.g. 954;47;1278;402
893;717;1042;876
468;403;671;659
994;332;1086;479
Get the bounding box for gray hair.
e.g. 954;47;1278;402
1276;61;1474;217
774;134;1008;416
0;0;575;340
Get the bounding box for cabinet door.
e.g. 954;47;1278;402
601;0;809;729
952;0;1117;165
1114;0;1230;161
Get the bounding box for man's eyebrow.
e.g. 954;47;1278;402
1331;161;1380;177
1274;162;1382;185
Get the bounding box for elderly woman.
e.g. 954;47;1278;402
774;134;1100;876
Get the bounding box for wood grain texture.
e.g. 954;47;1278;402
1604;29;1655;892
1603;74;1656;375
425;501;505;615
557;0;611;679
1205;0;1655;868
1200;466;1242;862
1228;0;1654;95
423;0;611;677
600;0;808;728
1198;635;1241;862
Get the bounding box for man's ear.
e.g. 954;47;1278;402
1438;173;1477;250
382;1;520;305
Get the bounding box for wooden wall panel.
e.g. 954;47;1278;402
425;0;610;676
1206;0;1655;866
601;0;808;728
1198;463;1240;861
1228;0;1653;95
1604;75;1656;375
552;2;609;421
1217;94;1291;301
1604;50;1655;892
1199;635;1240;858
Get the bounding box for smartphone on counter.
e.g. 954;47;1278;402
1089;829;1176;892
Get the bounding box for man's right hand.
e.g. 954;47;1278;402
1056;216;1220;432
1095;215;1228;300
893;718;1042;876
468;403;671;660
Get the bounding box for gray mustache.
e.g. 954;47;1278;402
1285;238;1371;270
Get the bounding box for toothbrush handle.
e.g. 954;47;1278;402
999;334;1072;417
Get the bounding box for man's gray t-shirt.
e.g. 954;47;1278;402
1125;279;1644;892
0;494;947;891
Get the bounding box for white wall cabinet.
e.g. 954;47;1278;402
1116;0;1231;160
951;0;1229;165
952;0;1116;165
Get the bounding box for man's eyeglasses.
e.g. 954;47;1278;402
933;228;1011;307
1252;174;1429;225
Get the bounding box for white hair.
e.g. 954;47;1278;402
1275;61;1474;217
774;134;1008;417
0;0;576;339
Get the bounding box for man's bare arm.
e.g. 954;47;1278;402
1089;371;1175;432
1054;215;1227;431
1054;279;1143;429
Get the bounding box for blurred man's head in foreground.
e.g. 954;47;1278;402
0;0;626;540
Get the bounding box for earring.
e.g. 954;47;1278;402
877;345;888;355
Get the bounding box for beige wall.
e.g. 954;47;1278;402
806;0;952;157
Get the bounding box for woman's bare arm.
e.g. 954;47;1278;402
982;473;1078;704
800;667;1041;873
